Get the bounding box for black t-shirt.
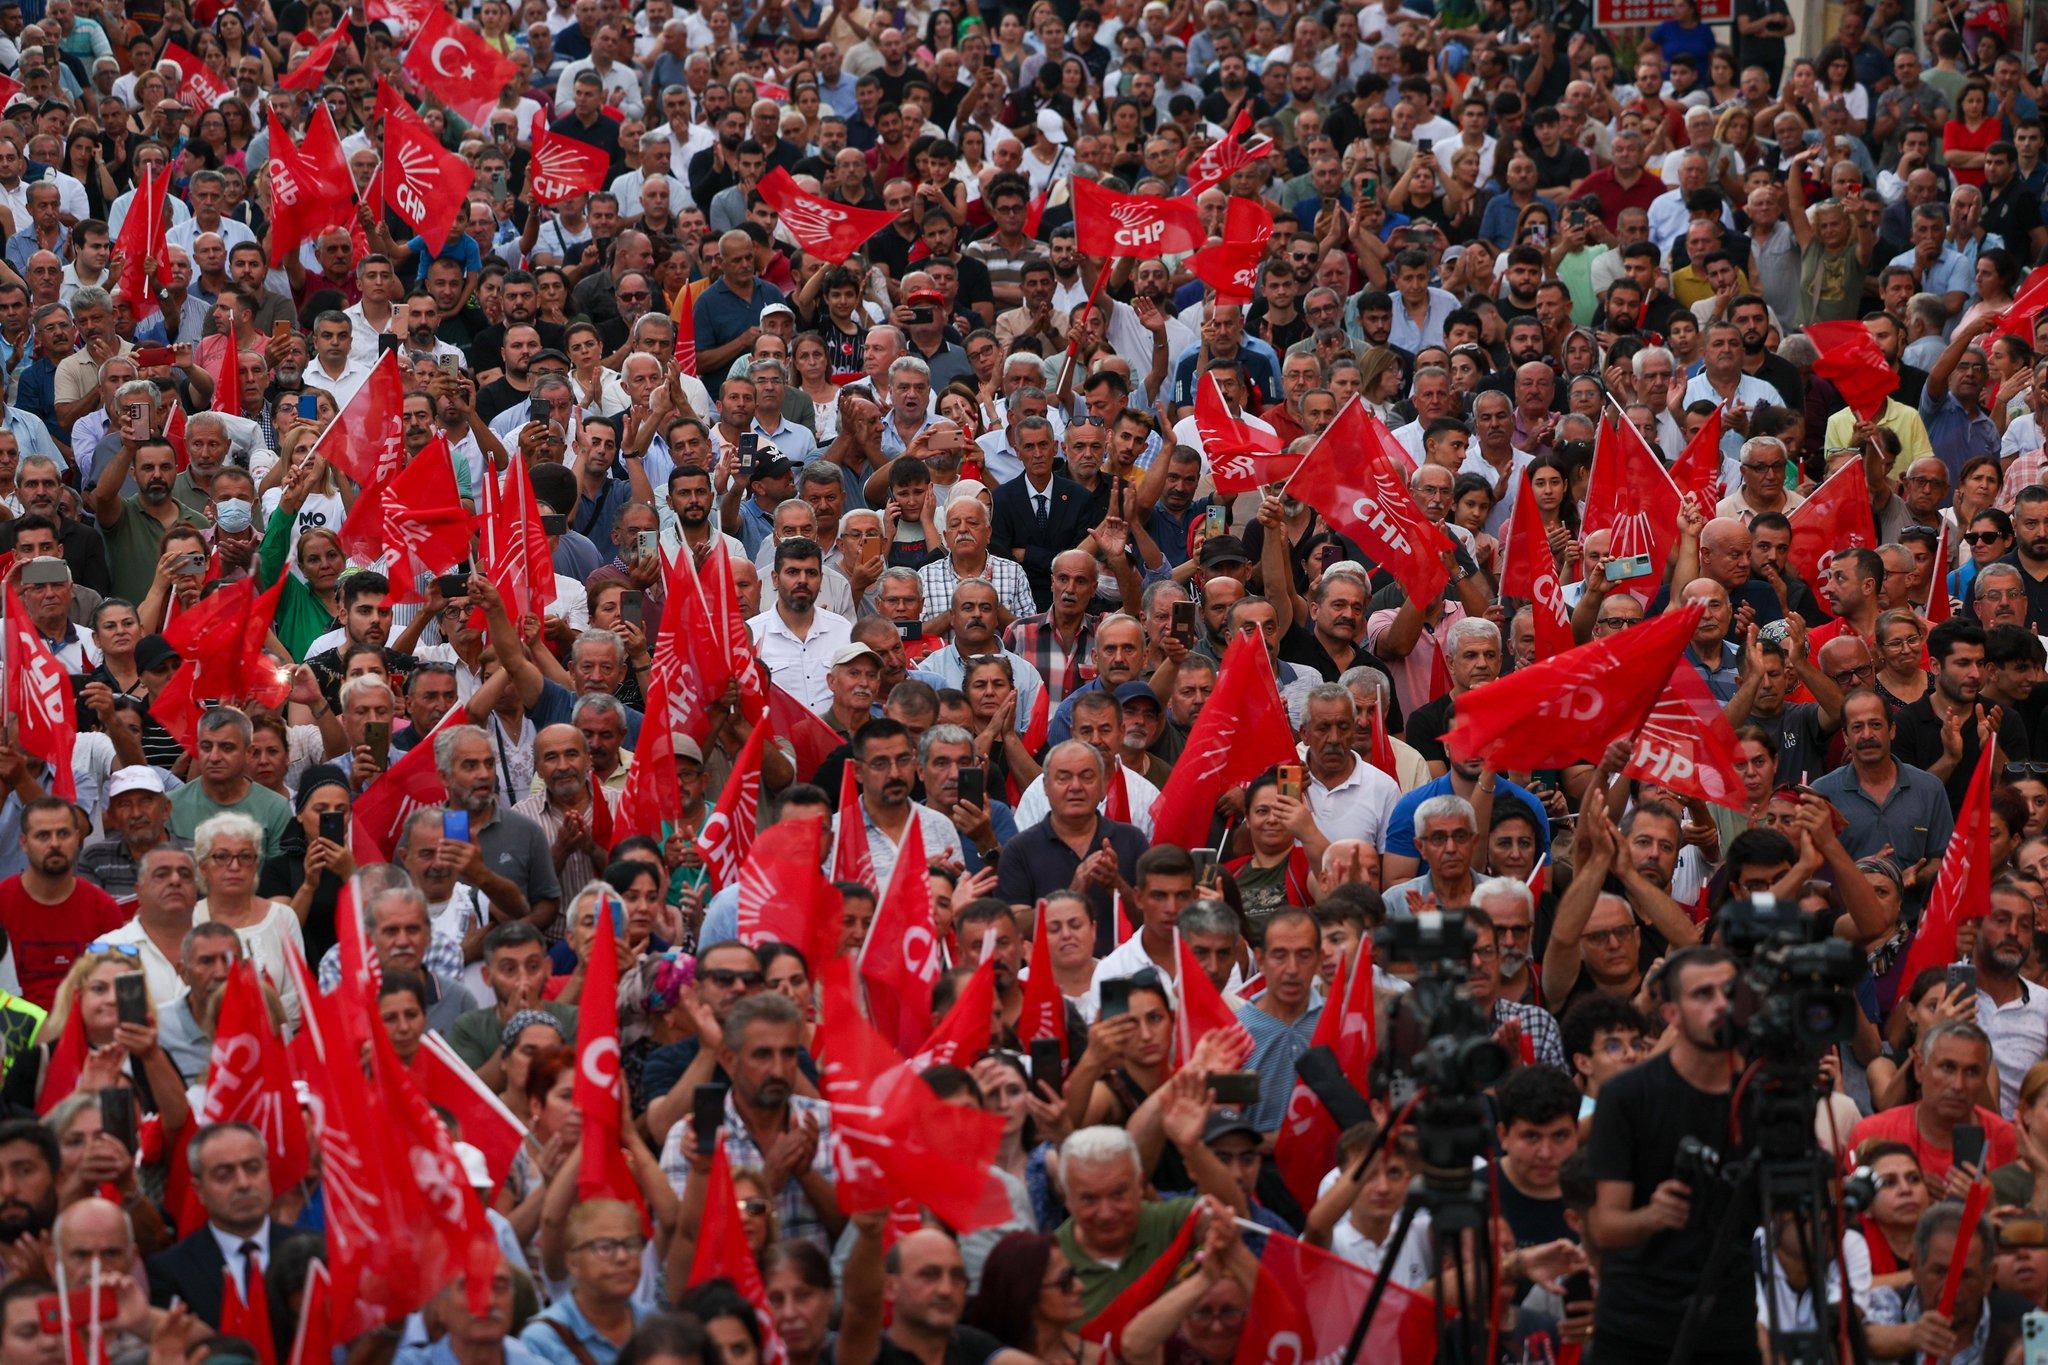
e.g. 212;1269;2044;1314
1528;142;1589;192
1496;1168;1574;1247
1404;692;1456;763
476;376;535;425
1586;1053;1757;1356
471;320;569;378
870;1326;1009;1365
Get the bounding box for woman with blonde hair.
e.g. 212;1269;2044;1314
1356;348;1404;422
193;810;305;1028
0;946;190;1132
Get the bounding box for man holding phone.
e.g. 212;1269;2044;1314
82;421;209;604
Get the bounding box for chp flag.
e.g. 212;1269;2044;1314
1072;175;1206;259
756;168;900;263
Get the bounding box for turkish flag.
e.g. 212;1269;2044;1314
162;42;231;107
690;721;768;888
756;167;898;264
907;943;996;1071
309;350;407;488
1080;1207;1200;1356
1444;605;1705;770
1927;520;1953;624
1900;744;1995;987
1623;658;1750;808
1150;635;1298;850
416;1033;525;1191
575;895;644;1212
818;960;1013;1229
279;19;352;91
1234;1229;1437;1365
1807;320;1898;421
1498;471;1573;660
1367;702;1399;781
221;1264;277;1365
530;112;611;205
684;1140;786;1356
831;763;878;890
1288;397;1456;609
859;812;943;1052
1185;110;1276;197
349;707;465;863
1173;929;1248;1065
1668;404;1725;506
113;164;170;320
285;1262;331;1365
381;107;470;256
1197;373;1297;495
735;816;842;970
1786;458;1879;604
401;8;518;125
336;437;473;603
1998;266;2048;342
1272;943;1375;1210
478;453;557;624
1102;754;1131;825
1185;195;1273;307
1073;174;1206;259
206;336;243;417
198;962;310;1191
3;586;75;800
769;682;844;781
1018;899;1068;1059
1583;413;1686;586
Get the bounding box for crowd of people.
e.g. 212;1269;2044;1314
0;0;2037;1359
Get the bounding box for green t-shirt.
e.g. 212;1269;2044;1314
103;496;209;605
1059;1196;1198;1318
168;780;295;859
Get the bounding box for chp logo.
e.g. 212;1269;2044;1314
390;136;441;223
1108;200;1172;252
781;190;853;245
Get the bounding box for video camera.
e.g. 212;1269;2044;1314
1718;892;1865;1057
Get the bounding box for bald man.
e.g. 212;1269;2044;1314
693;226;788;390
1678;577;1740;700
1652;516;1785;626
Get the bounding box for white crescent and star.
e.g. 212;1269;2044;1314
429;35;466;77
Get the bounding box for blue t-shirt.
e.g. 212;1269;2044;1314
407;232;483;282
1383;773;1551;864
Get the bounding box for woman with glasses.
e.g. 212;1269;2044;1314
1;945;191;1136
519;1199;654;1365
963;1232;1096;1362
1119;1208;1257;1365
1873;608;1931;708
1950;504;2012;606
191;812;304;1030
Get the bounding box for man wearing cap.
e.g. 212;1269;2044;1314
823;642;884;737
720;448;796;559
84;425;210;605
78;766;187;903
895;276;974;392
18;554;95;672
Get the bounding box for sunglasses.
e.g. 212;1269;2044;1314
1042;1267;1080;1292
2008;763;2048;780
737;1198;770;1217
703;969;764;988
87;942;141;957
1965;531;2008;545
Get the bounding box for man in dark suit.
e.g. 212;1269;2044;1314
991;415;1092;611
145;1123;320;1357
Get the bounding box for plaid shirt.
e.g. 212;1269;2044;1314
317;932;467;992
919;553;1037;622
1003;612;1099;706
1998;446;2048;512
1494;998;1566;1072
660;1092;837;1252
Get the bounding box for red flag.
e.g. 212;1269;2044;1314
1623;658;1749;808
279;19;351;91
349;707;466;862
416;1033;526;1190
337;437;472;603
1018;900;1069;1057
300;105;357;231
1024;186;1048;238
207;336;243;417
576;890;645;1211
34;1003;88;1115
162;42;231;107
768;683;843;780
1807;319;1898;422
1583;414;1686;585
220;1264;276;1365
1498;471;1572;660
1022;681;1051;751
1287;397;1456;608
263;109;322;268
1185;195;1274;307
1997;265;2048;341
1899;744;1995;988
530;112;611;204
673;291;698;378
1185;109;1276;197
617;551;717;843
1150;635;1301;850
859;812;943;1051
908;943;996;1071
691;721;768;888
1233;1229;1437;1365
755;167;898;263
703;543;766;723
152;576;289;754
1272;946;1375;1209
735;816;842;970
1669;404;1725;506
1101;754;1131;824
685;1139;786;1359
1443;605;1706;771
284;1261;331;1365
113;165;169;320
380;107;470;256
1927;520;1953;625
1938;1179;1993;1316
1786;457;1880;604
400;7;518;124
1080;1207;1200;1355
478;452;557;623
3;586;76;800
197;962;310;1190
367;0;436;40
308;350;406;488
1073;173;1207;259
1197;373;1298;495
1173;928;1247;1065
819;960;1013;1230
832;763;878;889
1367;701;1399;780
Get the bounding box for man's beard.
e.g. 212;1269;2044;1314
0;1193;51;1242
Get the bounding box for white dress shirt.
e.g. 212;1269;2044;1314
747;606;853;710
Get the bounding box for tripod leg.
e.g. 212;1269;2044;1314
1337;1194;1427;1365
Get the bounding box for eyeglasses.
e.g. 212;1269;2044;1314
1596;615;1642;629
2008;763;2048;779
1471;943;1500;960
702;968;764;988
570;1237;644;1259
1042;1268;1080;1292
86;942;140;957
1582;924;1639;948
1980;588;2026;602
1827;664;1877;685
1964;531;2008;545
206;850;259;867
1419;828;1475;847
1739;460;1783;473
1902;475;1949;487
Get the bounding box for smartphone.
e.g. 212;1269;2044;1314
901;619;923;640
1570;208;1587;228
910;306;934;326
1561;1270;1594;1306
113;973;148;1027
175;551;206;575
956;765;986;808
489;170;509;200
1954;1123;1988;1173
1192;846;1220;888
364;720;390;769
1417;137;1434;154
1171;598;1196;643
619;589;644;626
378;333;400;355
541;513;567;535
1098;977;1133;1019
36;1288;119;1336
318;810;346;845
1202;505;1226;537
1278;764;1303;799
693;1083;727;1155
2022;1309;2048;1365
528;397;552;426
298;393;320;419
272;320;291;342
435;569;472;599
442;809;470;843
1028;1038;1062;1091
98;1086;136;1151
738;432;759;471
1605;552;1654;582
122;401;149;439
636;530;659;560
1948;963;1979;997
131;345;175;367
1208;1071;1260;1106
1295;1046;1372;1131
1362;175;1377;198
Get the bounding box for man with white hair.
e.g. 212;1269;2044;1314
1053;1125;1244;1316
1382;794;1482;917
